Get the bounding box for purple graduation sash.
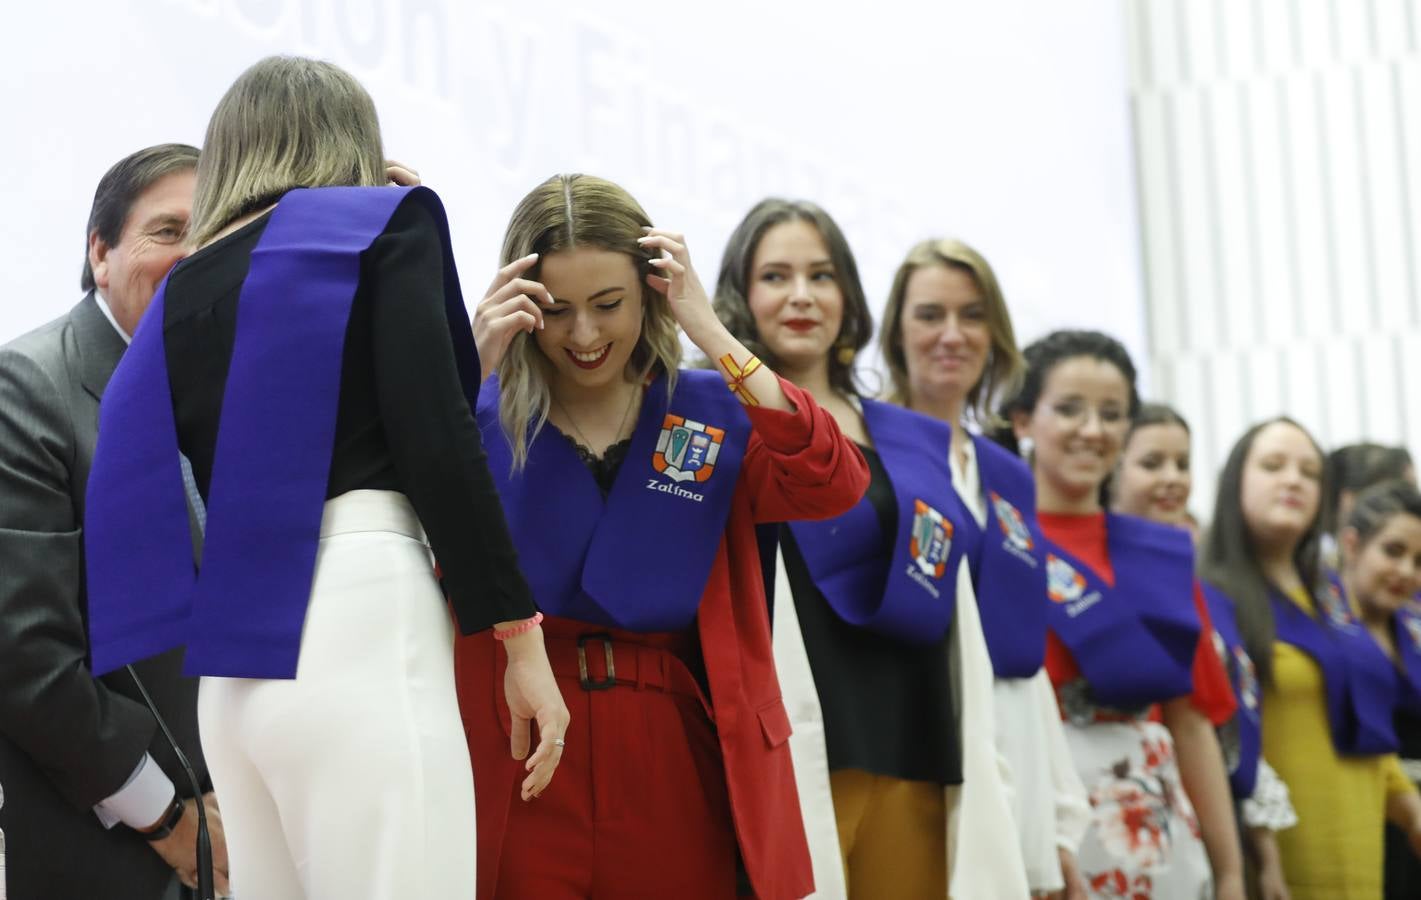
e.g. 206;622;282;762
786;399;966;644
1273;581;1398;754
476;368;749;631
88;186;477;679
1042;513;1200;708
1325;570;1421;717
964;435;1048;678
1394;602;1421;716
1200;583;1263;798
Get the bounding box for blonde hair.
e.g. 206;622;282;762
496;174;681;470
879;238;1023;426
189;56;386;246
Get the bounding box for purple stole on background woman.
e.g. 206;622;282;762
1274;578;1398;754
1395;603;1421;716
786;399;967;645
1200;583;1263;798
1325;571;1421;719
1041;513;1200;709
476;369;749;632
86;186;475;679
961;435;1048;678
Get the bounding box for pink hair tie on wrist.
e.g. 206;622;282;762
493;612;544;641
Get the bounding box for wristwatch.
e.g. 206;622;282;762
138;794;185;842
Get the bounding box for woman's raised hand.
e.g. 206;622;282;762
637;228;722;348
473;254;556;382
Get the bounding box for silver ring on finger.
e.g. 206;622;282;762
552;738;566;748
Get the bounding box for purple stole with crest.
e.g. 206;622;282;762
1325;570;1421;718
1394;602;1421;716
1042;513;1200;708
477;369;749;631
960;435;1048;678
1273;579;1398;754
87;186;476;679
786;399;967;645
1201;583;1263;798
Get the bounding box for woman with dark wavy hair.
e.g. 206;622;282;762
1335;480;1421;900
714;200;1014;898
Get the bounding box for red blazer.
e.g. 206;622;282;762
455;378;868;900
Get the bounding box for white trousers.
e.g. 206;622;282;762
198;490;476;900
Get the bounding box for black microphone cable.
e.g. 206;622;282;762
126;665;213;900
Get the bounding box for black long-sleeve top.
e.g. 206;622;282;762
781;444;962;785
161;195;536;632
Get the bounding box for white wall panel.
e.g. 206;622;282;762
1319;72;1373;334
1247;345;1286;419
1209;86;1258;348
1283;73;1337;339
1128;0;1421;522
1245;81;1298;337
1401;334;1421;453
1256;0;1301;72
1375;0;1416;57
1173;89;1222;350
1358;63;1413;332
1297;1;1338;67
1362;337;1404;443
1335;0;1376;64
1324;340;1364;440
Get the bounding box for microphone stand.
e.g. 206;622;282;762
127;665;213;900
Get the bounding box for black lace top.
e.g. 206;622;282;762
561;434;633;497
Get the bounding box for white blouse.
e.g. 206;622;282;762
951;436;1091;894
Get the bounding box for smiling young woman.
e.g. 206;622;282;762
1111;404;1300;899
1110;404;1193;528
1201;420;1421;900
1002;330;1245;900
456;175;869;900
1332;480;1421;900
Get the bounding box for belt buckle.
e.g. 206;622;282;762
576;633;616;691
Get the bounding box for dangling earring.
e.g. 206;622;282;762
836;342;857;366
1017;436;1035;462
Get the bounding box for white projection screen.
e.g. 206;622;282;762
2;0;1147;384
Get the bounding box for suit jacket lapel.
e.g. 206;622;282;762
69;292;201;556
71;292;127;403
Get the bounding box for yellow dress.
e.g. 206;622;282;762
1263;588;1416;900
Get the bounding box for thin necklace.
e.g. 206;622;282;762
552;382;640;454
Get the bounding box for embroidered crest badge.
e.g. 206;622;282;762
909;499;953;579
1046;554;1086;603
989;491;1034;552
1234;646;1259;711
651;414;725;483
1320;584;1358;629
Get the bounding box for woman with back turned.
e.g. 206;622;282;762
84;56;567;898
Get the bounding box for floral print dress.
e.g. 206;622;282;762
1058;683;1212;900
1038;512;1236;900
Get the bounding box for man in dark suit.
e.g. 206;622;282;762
0;144;230;899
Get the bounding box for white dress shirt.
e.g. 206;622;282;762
89;290;179;832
